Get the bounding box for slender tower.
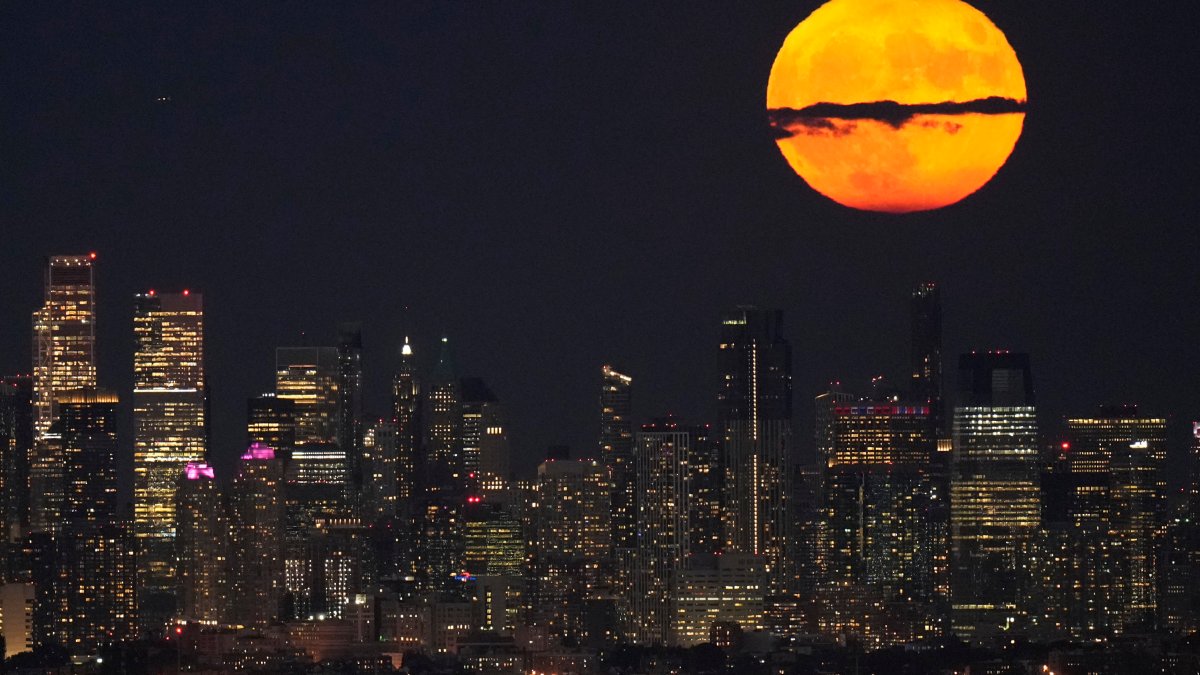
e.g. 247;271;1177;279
392;337;422;504
175;462;227;624
718;307;793;594
910;283;944;434
133;289;207;632
230;444;285;627
336;323;364;508
30;254;97;533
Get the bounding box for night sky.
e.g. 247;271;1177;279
2;3;1197;487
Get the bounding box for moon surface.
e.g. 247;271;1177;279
767;0;1027;213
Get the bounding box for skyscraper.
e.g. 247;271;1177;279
276;347;340;445
30;254;97;533
599;365;634;636
392;337;422;504
1063;406;1167;631
950;352;1040;641
427;337;463;489
910;283;944;434
335;324;364;509
230;444;285;627
133;290;207;632
530;455;611;643
718;307;793;594
632;418;711;646
32;254;96;439
819;401;939;647
176;462;228;624
55;388;136;654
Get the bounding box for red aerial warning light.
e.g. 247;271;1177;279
1061;441;1070;451
88;252;97;260
182;289;190;296
148;289;156;296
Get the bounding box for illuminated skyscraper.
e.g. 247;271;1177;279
718;307;793;594
818;402;938;647
55;388;136;654
392;337;422;504
427;337;462;488
599;365;634;636
530;455;611;642
276;347;340;445
632;419;712;646
30;254;97;533
133;290;207;631
230;444;285;627
175;462;227;624
600;365;634;547
950;352;1039;641
1064;406;1166;631
32;254;96;439
0;375;33;534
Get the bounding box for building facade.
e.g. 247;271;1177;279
132;290;207;632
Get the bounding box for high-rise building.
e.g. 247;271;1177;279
32;255;96;440
530;455;611;643
718;307;793;595
335;324;364;509
632;418;710;646
818;401;939;647
427;337;462;489
55;388;136;654
276;347;340;445
1063;406;1167;631
599;365;634;547
950;352;1040;641
0;375;33;535
460;378;509;493
392;338;422;505
133;290;208;632
910;283;944;434
599;365;634;636
230;444;285;627
30;254;97;533
248;393;296;455
1160;426;1200;636
176;462;228;624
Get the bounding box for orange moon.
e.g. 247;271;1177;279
767;0;1027;213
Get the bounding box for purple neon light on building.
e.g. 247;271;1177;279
185;462;216;480
241;443;276;461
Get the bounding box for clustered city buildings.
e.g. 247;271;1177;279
0;255;1198;672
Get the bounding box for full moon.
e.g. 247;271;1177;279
767;0;1027;213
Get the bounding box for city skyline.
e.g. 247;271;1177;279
1;3;1197;670
1;3;1197;486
